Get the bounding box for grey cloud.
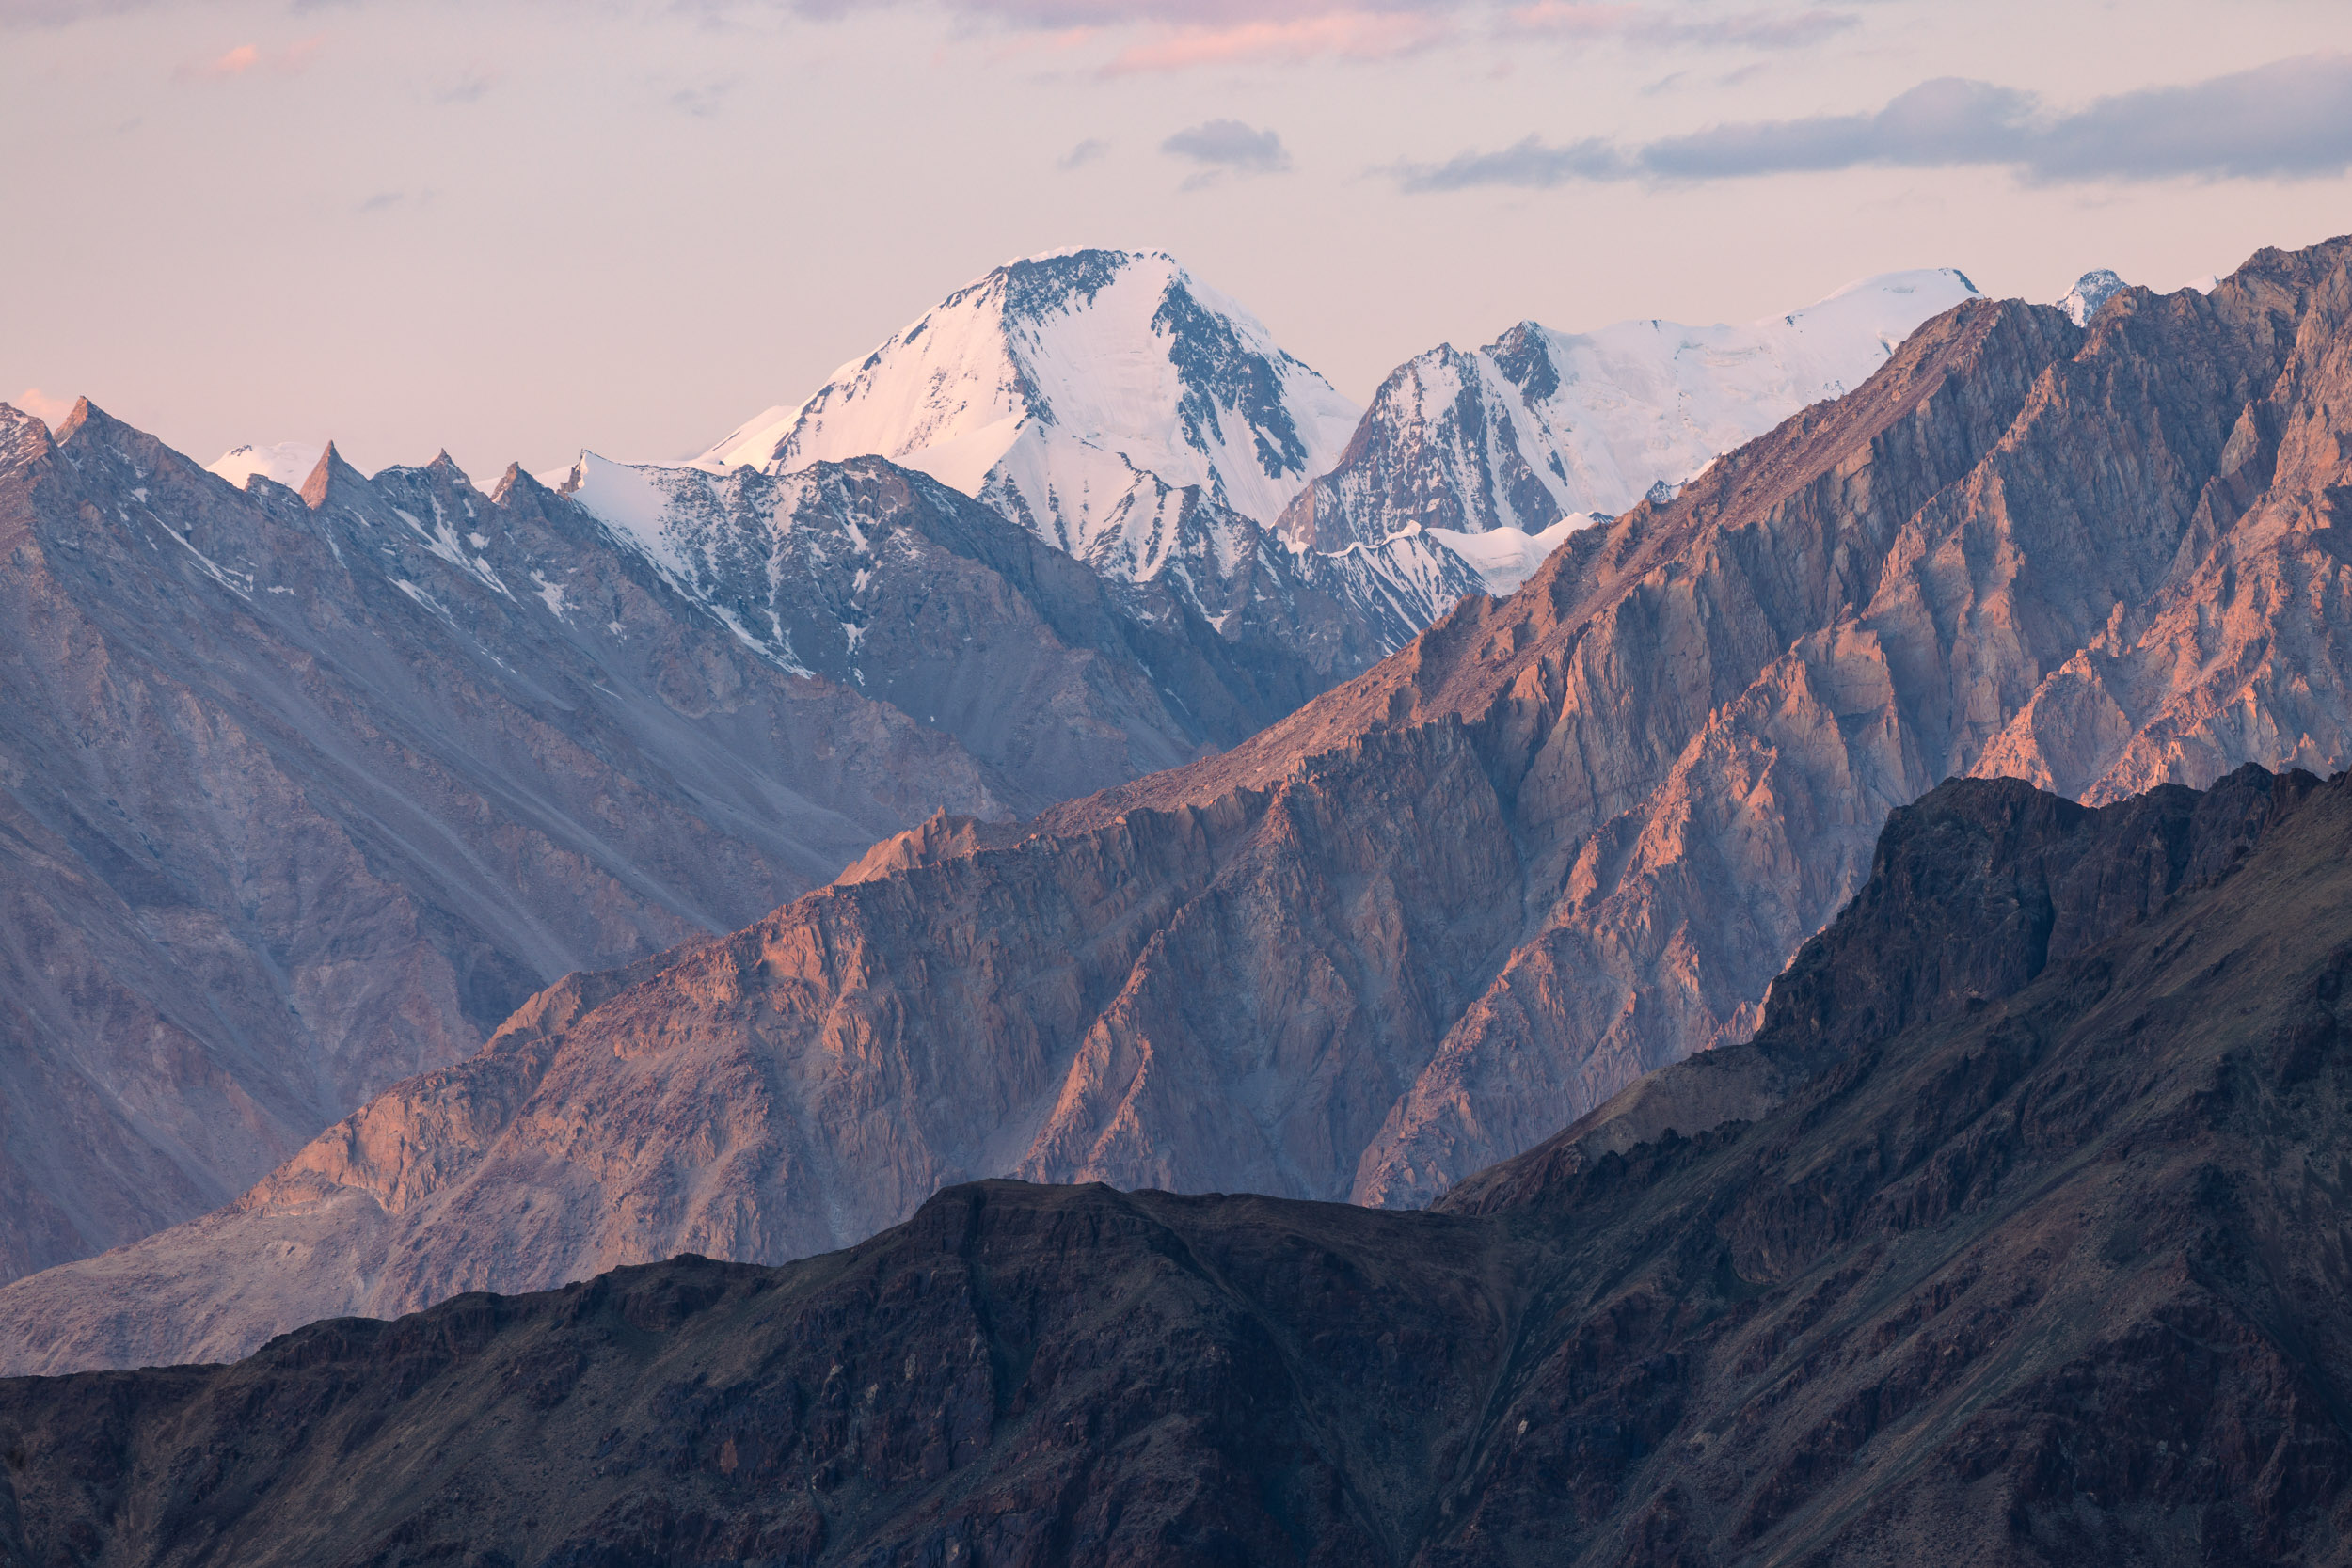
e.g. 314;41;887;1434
0;0;157;24
1396;134;1629;191
669;79;734;117
357;190;405;212
1057;136;1109;170
1641;76;2034;177
1162;119;1292;188
1399;55;2352;191
796;0;1464;22
2030;53;2352;181
434;72;494;104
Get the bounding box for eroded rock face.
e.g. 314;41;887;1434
7;768;2352;1566
0;407;1353;1285
13;238;2352;1370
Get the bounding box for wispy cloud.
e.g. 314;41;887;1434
0;0;157;26
175;35;324;82
1502;4;1855;49
435;71;496;105
669;79;736;117
1106;11;1454;72
1057;136;1110;169
1162;118;1293;189
1398;54;2352;191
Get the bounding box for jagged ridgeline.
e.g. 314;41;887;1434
5;238;2350;1379
6;765;2349;1565
0;405;1395;1285
0;245;1990;1294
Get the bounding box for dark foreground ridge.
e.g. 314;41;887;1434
7;765;2352;1566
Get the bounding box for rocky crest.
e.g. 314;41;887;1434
6;766;2351;1565
10;237;2352;1370
0;405;1348;1286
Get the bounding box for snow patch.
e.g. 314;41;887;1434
207;441;324;491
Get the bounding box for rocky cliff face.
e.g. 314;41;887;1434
7;766;2351;1567
0;403;1358;1287
11;237;2352;1370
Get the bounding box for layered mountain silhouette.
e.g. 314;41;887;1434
7;762;2349;1564
8;237;2350;1374
0;406;1418;1287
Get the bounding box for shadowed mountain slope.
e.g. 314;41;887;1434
10;237;2352;1370
0;405;1362;1286
5;766;2351;1565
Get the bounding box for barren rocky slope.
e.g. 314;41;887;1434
0;406;1359;1285
7;766;2351;1566
11;237;2352;1370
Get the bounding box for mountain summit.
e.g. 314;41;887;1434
1280;267;1982;551
701;248;1362;577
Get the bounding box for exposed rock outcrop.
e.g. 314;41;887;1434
0;407;1361;1284
8;767;2352;1566
12;237;2352;1370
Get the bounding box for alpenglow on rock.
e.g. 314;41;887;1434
1279;267;1982;552
17;238;2352;1377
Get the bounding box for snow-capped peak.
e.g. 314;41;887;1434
1282;266;1983;553
697;247;1363;571
2058;269;2128;326
208;441;325;492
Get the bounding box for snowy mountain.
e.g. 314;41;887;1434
703;248;1362;576
1282;268;1983;550
672;247;1482;660
206;440;324;489
2058;268;2128;325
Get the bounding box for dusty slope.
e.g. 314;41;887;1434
0;406;1345;1284
12;237;2352;1369
5;766;2351;1565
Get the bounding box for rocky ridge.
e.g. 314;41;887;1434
7;765;2352;1565
0;404;1354;1286
8;238;2352;1373
18;232;2352;1372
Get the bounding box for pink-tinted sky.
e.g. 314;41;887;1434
6;0;2351;479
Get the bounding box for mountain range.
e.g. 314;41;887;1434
7;759;2349;1564
0;250;1991;1297
5;239;2347;1376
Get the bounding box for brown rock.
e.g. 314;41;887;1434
7;766;2352;1565
14;237;2352;1370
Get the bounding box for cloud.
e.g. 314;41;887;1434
8;388;75;428
669;79;735;116
0;0;157;26
435;71;496;105
1105;11;1453;71
1057;136;1110;169
358;191;405;212
821;0;1466;22
1398;54;2352;191
175;35;325;82
1504;3;1855;49
1162;119;1293;188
